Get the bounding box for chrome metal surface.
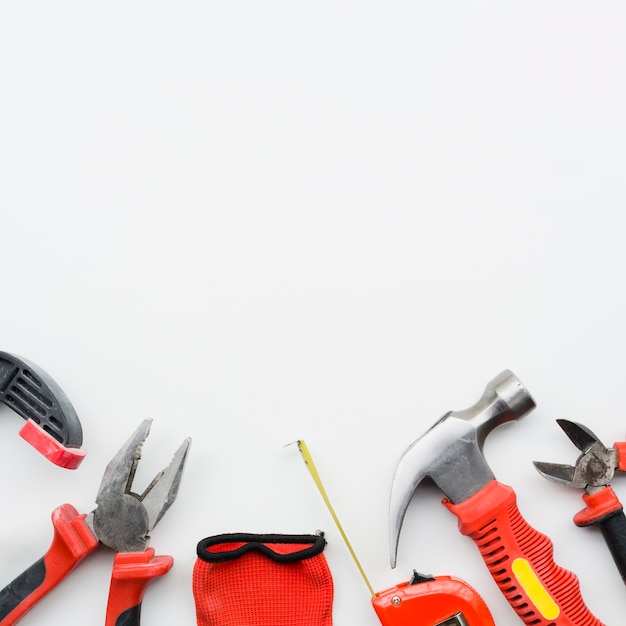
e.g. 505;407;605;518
389;370;535;567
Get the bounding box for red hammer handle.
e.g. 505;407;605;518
444;480;603;626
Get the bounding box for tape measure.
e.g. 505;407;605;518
292;440;495;626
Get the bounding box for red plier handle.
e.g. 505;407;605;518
0;506;174;626
0;504;99;625
105;549;173;626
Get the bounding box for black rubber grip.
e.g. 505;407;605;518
115;604;141;626
598;509;626;584
0;351;82;447
0;557;46;619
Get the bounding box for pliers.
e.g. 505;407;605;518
534;419;626;584
0;419;191;625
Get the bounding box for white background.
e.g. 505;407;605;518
0;2;625;624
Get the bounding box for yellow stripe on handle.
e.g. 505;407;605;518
511;558;560;620
294;440;376;597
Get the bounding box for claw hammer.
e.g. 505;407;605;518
389;370;603;625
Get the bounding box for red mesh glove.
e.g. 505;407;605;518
193;532;333;626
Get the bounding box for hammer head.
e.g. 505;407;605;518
389;370;535;567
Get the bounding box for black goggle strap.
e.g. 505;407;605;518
197;532;326;564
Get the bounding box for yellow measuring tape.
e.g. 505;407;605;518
292;439;376;597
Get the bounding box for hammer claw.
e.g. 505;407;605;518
389;446;428;569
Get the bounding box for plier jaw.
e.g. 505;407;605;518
88;419;191;554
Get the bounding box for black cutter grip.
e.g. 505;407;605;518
597;510;626;584
114;605;142;626
574;485;626;586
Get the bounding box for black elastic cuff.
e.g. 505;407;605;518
196;532;326;563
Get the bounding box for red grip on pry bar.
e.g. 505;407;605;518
19;420;86;470
443;480;603;626
105;549;173;626
0;503;99;625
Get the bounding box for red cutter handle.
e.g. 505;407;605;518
0;503;99;625
105;548;173;626
444;480;603;626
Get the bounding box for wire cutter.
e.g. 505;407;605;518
0;419;191;625
534;419;626;584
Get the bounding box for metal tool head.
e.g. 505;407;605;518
0;351;86;468
534;419;618;491
389;370;535;568
89;419;191;553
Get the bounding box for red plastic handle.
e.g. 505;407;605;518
372;575;495;626
0;503;99;625
443;480;603;626
573;486;623;526
19;420;86;469
105;548;173;626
